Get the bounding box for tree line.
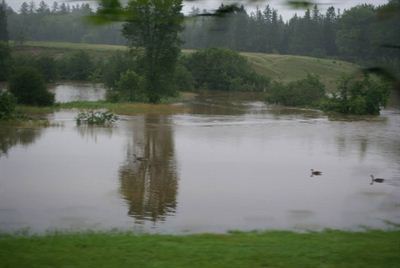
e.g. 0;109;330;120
1;1;399;66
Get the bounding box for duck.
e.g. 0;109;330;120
310;169;322;177
370;175;384;185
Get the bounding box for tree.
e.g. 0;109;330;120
122;0;184;103
0;0;8;42
0;41;10;81
9;67;55;106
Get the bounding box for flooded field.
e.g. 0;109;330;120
0;85;399;234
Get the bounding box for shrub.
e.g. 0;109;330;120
12;54;58;82
76;110;118;126
101;51;138;89
320;75;390;115
9;67;55;106
0;91;16;119
109;70;146;102
174;64;194;91
58;51;94;80
267;74;326;107
185;48;269;91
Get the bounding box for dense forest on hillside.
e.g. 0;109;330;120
3;0;400;68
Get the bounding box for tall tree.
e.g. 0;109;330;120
122;0;184;103
0;0;8;42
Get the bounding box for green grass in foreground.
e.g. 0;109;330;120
0;230;399;268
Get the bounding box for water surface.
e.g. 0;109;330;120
49;82;106;103
0;89;399;233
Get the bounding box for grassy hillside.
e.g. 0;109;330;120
13;41;359;90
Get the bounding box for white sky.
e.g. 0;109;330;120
5;0;389;20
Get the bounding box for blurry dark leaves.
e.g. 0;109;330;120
86;0;128;24
195;4;241;17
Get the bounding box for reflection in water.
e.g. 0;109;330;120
0;92;399;233
119;115;178;223
0;126;43;157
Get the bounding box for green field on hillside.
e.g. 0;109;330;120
13;41;359;91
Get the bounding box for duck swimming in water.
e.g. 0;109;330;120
310;169;322;177
370;175;384;185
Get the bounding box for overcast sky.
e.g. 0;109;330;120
6;0;389;20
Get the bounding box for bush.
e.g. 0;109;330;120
58;51;94;80
12;54;58;82
0;91;16;119
111;70;146;102
9;67;55;106
174;64;194;91
320;75;390;115
76;110;118;126
185;48;269;91
267;74;326;107
101;51;138;89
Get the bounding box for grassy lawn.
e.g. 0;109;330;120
12;41;359;91
0;230;398;268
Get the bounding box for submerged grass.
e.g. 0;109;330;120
0;230;398;268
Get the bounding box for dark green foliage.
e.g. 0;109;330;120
0;41;10;81
174;64;194;91
58;51;94;80
13;54;59;82
0;91;16;119
8;67;54;106
267;74;326;107
122;0;184;103
113;70;146;102
185;48;269;91
101;51;137;89
320;75;391;115
0;0;8;42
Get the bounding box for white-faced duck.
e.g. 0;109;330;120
310;169;322;177
370;175;384;185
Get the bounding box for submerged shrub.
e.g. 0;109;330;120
0;91;16;119
76;110;118;126
9;67;55;106
267;74;326;107
320;75;390;115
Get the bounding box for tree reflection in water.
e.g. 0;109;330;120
119;115;178;224
0;126;43;157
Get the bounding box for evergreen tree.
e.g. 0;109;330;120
0;0;8;42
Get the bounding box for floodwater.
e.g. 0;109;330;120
0;86;399;234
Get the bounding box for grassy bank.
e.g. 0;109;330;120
16;101;188;116
12;41;358;91
13;92;196;117
0;230;399;268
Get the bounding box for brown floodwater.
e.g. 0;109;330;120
0;87;399;234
